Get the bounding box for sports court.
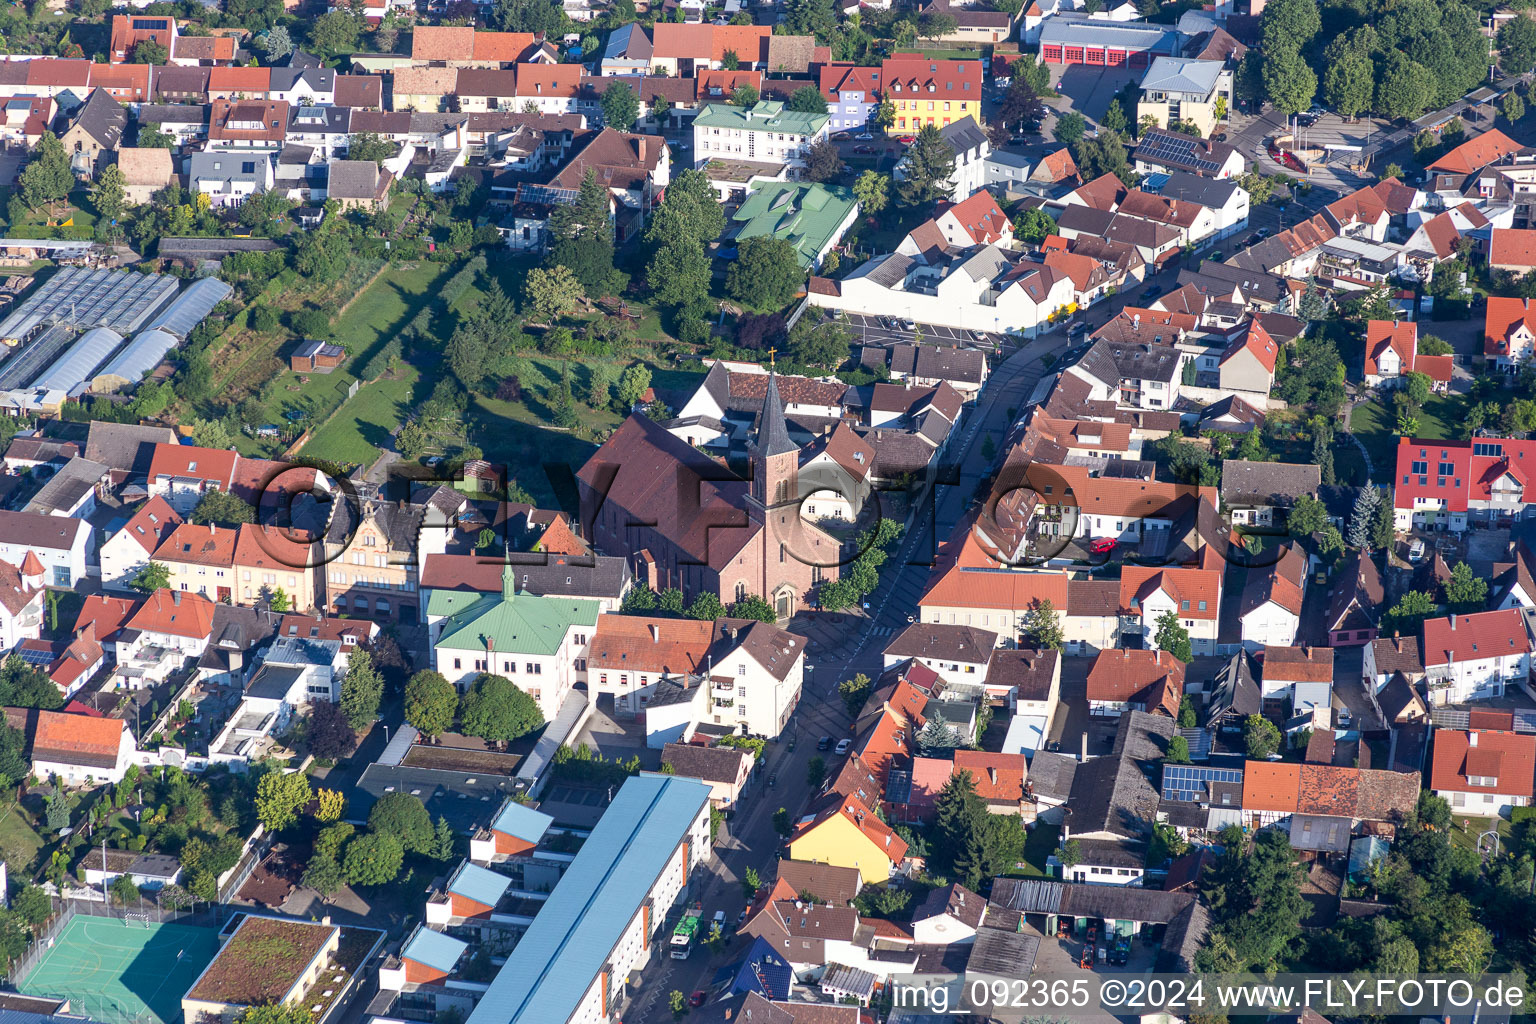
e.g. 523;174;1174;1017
19;915;220;1024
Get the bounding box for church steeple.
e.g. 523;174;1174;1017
750;372;799;508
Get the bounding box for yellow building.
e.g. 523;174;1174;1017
879;55;984;136
785;795;907;885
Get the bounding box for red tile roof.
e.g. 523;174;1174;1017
1364;319;1417;377
710;25;771;64
412;25;475;60
1417;354;1454;382
1085;648;1184;715
695;69;762;100
153;523;236;567
1219;318;1279;373
1485;295;1536;359
937;191;1009;246
75;594;141;644
115;496;182;556
587;615;715;675
474;31;537;63
1120;565;1221;620
1421;608;1530;666
819;63;880;103
952;750;1026;801
793;794;909;864
1427;128;1521;175
208;98;288;143
1491;227;1536;269
207;66;272;95
32;710;126;769
1067;172;1126;212
125;589;216;639
879;53;983;101
1261;645;1333;682
1241;761;1301;812
515;63;581;99
148;442;237;488
1431;729;1536;797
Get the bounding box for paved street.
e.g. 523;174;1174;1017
623;328;1065;1023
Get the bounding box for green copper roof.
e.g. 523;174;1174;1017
435;569;601;656
731;181;859;268
692;100;829;135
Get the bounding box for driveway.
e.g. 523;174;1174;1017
1047;65;1137;124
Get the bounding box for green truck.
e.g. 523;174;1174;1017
670;901;704;959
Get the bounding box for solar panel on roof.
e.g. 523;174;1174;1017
1161;763;1242;801
14;646;52;666
1137;132;1222;174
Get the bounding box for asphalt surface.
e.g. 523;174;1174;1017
622;328;1065;1023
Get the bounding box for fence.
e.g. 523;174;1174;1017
6;897;78;986
217;826;269;904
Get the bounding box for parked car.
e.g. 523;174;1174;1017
855;131;874;140
901;318;917;330
817;735;831;750
835;738;853;755
690;991;708;1008
1067;321;1087;338
1089;537;1117;554
768;773;778;786
1140;284;1163;301
896;135;916;144
970;330;987;342
1256;227;1271;238
852;145;874;154
1208;250;1223;262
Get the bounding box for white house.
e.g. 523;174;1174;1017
691;100;830;175
99;496;183;591
1430;728;1535;817
896;116;989;202
31;710;137;785
0;510;89;588
883;623;997;681
699;618;806;739
1259;645;1333;714
909;883;986;945
1238;546;1306;651
1421;609;1532;705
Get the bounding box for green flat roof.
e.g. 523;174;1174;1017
693;100;829;135
731;181;858;268
434;566;601;656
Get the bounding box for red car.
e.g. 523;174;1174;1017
689;991;708;1008
1089;538;1117;555
896;135;916;144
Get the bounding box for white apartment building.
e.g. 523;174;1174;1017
1422;609;1532;705
691;100;830;173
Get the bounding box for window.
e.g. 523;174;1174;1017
1475;442;1504;457
1181;600;1189;610
738;685;747;697
1439;462;1455;476
738;663;746;675
1411;460;1428;475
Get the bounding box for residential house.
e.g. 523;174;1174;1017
1364;635;1425;694
206;99;288;149
1220;460;1321;527
30;710;136;785
660;742;754;808
151;523;236;602
895;116;988;201
0;510;89;588
99;496;182;591
467;797;554;863
737;877;865;978
1421;608;1532;705
116;148;175;204
1259;644;1333;713
819;63;880;132
1364;319;1426;388
0;557;43;657
727;181;858;271
1390;435;1536;531
1490;228;1536;277
188;151;273;207
1119;559;1223;655
878;54;982;136
786;794;908;883
57;90;124;180
1216;318;1280;397
882;623;997;681
1086;648;1185;717
1487;296;1536;371
231;524;320;611
1238;545;1306;650
322;497;424;623
1430;727;1535;816
1135;57;1232;138
691;100;829;177
1325;551;1385;647
910;883;987;945
1133;128;1245;180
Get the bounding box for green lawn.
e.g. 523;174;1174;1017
1349;391;1469;474
304;371;422;468
0;800;44;875
1010;820;1061;878
1449;815;1509;853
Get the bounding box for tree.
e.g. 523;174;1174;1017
21;133;72;210
1505;91;1527;124
1154;609;1193;663
1323;47;1374;120
932;770;987;889
1384;590;1436;636
727;237;803;310
110;874;142;906
1014;207;1056;246
301;854;344;898
773;807;793;838
1022;599;1064;650
342;832;403;886
669;990;688;1021
645;169;726;249
616;364;653;410
307;699;356;760
647;238;711;312
262;25;293;59
255;770;313;833
308;10;360;54
1286;494;1329;538
1502;16;1536;74
548;169;615;295
839;672;872;717
1178;696;1197;729
191;490;254;528
524;264;585;323
1262;46;1317;115
730;595;777;622
130;39;168;64
788;85;828;113
431;816;455;860
852;170;889;217
806;140;845;183
339;647;384;730
600;81;638;131
235;1006;313;1024
405;669;457;738
807;755;825;788
460;674;544;743
368;791;435;855
1057;838;1081;873
1445;561;1488;613
731;82;760;107
136;124;174;149
92;163;126;223
1054;111;1087;146
1375;53;1435;121
1167;735;1191;764
347;131;393;165
998;79;1045;129
315;789;346;823
1259;0;1319;54
129;561;171;593
1348;485;1381;549
1243;713;1281;760
895;124;956;208
873;98;896;130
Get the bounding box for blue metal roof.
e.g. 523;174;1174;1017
403;924;468;974
465;774;711;1024
449;860;513;908
491;798;555;845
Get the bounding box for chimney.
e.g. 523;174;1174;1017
649;623;660;643
1470;731;1479;747
1079;731;1088;762
1450;613;1458;629
637;138;647;160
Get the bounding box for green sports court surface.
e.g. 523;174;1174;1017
19;916;220;1024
